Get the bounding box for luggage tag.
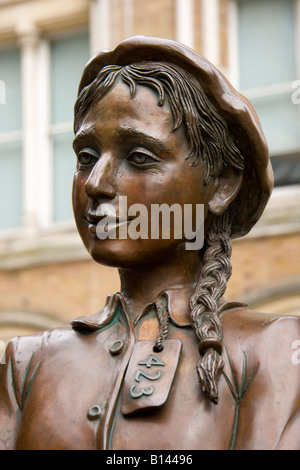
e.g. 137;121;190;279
121;339;182;416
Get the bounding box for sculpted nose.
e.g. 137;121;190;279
85;155;116;200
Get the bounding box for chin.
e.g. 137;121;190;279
85;236;184;269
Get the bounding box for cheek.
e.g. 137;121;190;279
177;163;214;206
117;172;163;206
119;167;208;210
147;163;208;207
72;173;88;216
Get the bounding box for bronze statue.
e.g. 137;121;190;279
1;36;300;450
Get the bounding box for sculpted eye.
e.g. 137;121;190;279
77;148;99;167
127;148;159;167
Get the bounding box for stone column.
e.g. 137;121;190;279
17;23;39;234
202;0;220;67
175;0;194;49
89;0;111;55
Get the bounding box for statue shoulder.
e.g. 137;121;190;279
221;307;300;351
221;307;300;450
3;326;74;374
221;306;300;383
221;305;300;338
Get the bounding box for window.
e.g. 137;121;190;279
50;32;90;222
0;30;90;236
0;46;23;230
237;0;300;186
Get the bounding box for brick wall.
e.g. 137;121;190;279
228;232;300;309
0;231;299;331
0;259;119;326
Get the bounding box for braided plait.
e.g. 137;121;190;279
190;209;233;404
153;295;170;353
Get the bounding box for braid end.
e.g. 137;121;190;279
197;348;224;404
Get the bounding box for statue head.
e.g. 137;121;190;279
72;36;273;404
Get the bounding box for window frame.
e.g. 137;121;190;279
0;27;90;241
48;28;90;225
228;0;300;154
227;0;300;236
0;41;23;234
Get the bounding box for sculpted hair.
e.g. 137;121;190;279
74;62;245;404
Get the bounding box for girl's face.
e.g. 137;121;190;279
72;81;217;268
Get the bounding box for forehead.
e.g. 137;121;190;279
86;80;172;125
75;81;189;153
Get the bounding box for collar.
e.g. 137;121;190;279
71;286;246;332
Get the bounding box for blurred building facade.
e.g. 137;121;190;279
0;0;299;352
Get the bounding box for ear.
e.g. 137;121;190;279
208;167;243;216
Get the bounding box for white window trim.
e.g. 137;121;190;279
201;0;220;68
227;0;239;88
36;38;52;229
0;130;23;144
242;82;295;101
89;0;111;55
175;0;194;49
18;25;40;234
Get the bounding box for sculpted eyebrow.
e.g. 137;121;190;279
73;129;97;150
116;127;170;153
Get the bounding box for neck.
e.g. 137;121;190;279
118;249;202;319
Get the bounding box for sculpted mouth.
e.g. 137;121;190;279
85;211;130;235
86;211;128;224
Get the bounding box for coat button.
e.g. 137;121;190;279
109;339;124;355
87;405;103;421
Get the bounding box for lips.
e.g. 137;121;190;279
85;211;129;236
86;211;126;224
